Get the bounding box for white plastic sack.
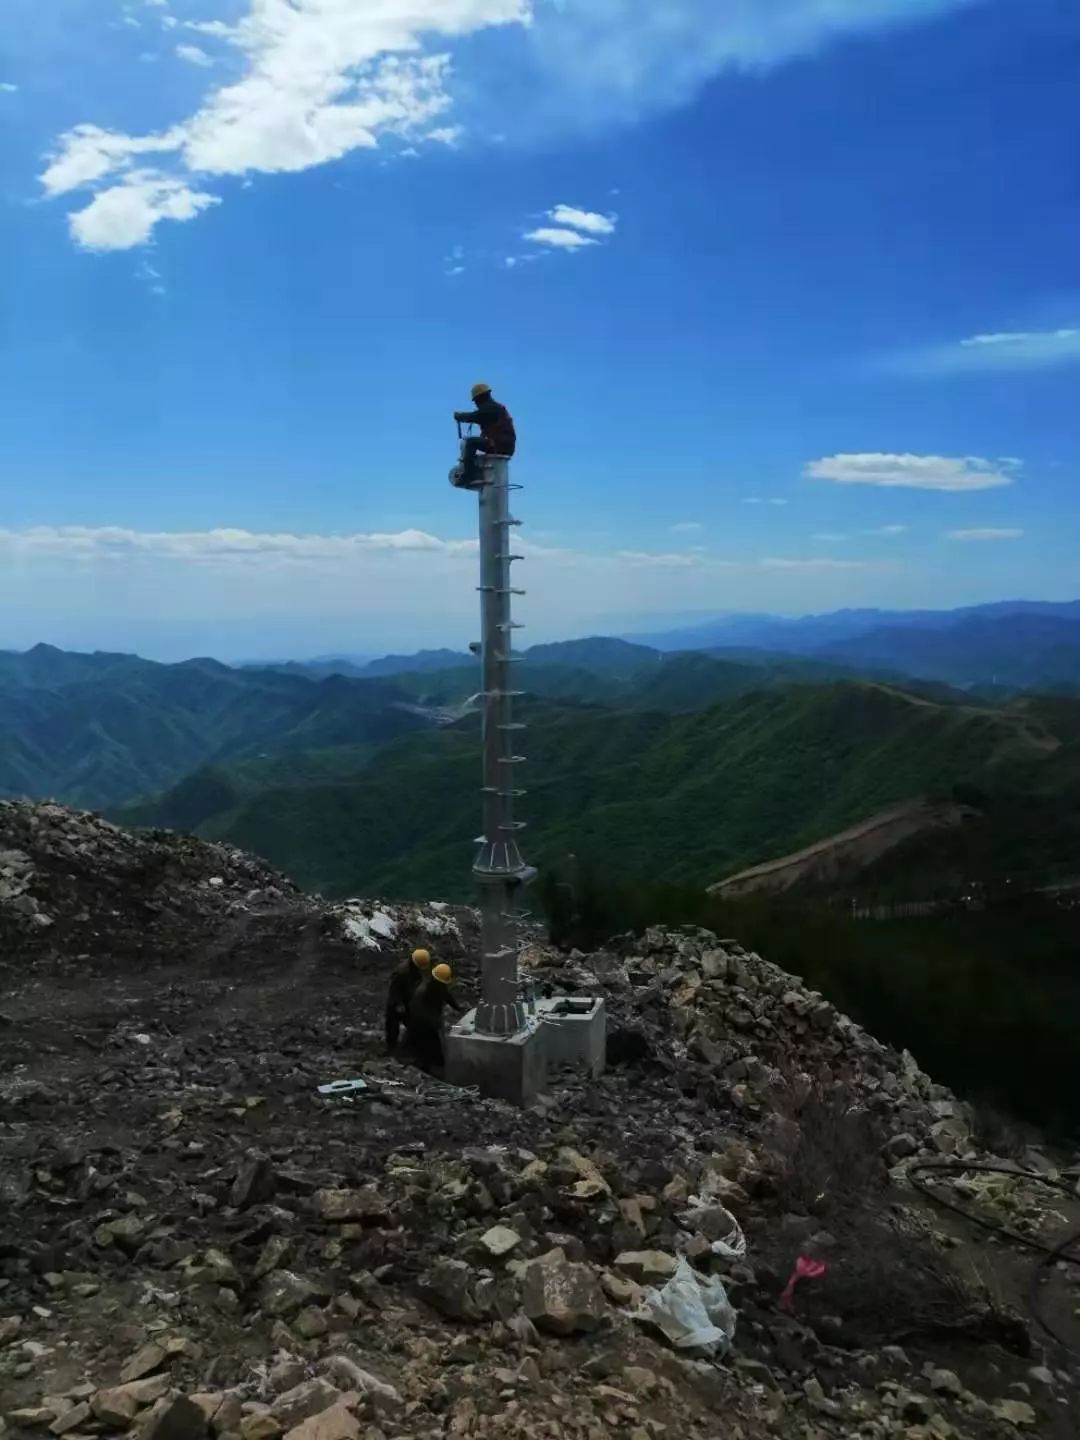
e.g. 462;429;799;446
634;1257;737;1356
681;1197;748;1261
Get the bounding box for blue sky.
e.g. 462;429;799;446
0;0;1077;659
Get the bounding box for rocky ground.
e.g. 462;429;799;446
3;801;1080;1440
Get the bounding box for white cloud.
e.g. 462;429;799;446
41;125;183;196
670;521;704;534
743;496;788;506
807;453;1015;493
617;550;701;568
69;172;220;251
812;532;848;542
524;226;597;250
42;0;530;249
867;524;908;535
523;1;978;129
176;44;214;67
759;557;876;571
904;327;1080;375
0;82;18;94
549;204;616;236
41;1;979;250
0;525;478;563
426;125;463;146
946;528;1024;542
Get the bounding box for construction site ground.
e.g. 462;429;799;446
2;806;1080;1440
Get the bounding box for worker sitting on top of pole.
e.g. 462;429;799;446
451;382;516;489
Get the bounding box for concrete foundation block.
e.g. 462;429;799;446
535;996;607;1079
445;1011;548;1106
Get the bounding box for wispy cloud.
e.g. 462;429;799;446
896;327;1080;375
522;1;980;131
743;496;789;507
136;259;167;296
41;1;974;250
41;0;529;249
617;550;702;568
811;525;907;541
549;204;616;236
524;226;598;250
946;528;1024;542
670;521;704;534
0;82;18;94
176;43;213;67
759;557;877;571
0;525;478;563
807;454;1015;493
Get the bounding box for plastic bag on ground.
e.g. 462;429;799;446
681;1194;748;1261
634;1257;738;1356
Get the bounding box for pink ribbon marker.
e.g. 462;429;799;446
779;1254;828;1312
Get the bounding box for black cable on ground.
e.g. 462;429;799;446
909;1158;1080;1353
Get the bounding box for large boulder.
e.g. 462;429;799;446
521;1249;606;1336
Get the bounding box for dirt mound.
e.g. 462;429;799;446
710;800;975;899
2;804;1079;1440
0;801;308;978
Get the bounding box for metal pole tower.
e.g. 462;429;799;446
472;456;535;1035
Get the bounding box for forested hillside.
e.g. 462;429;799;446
0;643;429;808
118;681;1076;900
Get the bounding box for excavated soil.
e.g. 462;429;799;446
2;802;1080;1440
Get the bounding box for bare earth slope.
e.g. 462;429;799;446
2;802;1079;1440
711;799;978;898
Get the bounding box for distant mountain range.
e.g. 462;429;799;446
5;596;1080;901
0;643;430;808
624;598;1080;657
249;599;1080;694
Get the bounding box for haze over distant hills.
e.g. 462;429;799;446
625;598;1080;668
4;597;1080;905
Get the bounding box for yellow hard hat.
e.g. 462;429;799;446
412;948;431;968
470;382;491;400
432;963;453;985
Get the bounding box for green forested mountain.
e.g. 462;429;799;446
0;644;430;808
117;681;1077;901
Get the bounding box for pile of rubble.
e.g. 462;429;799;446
525;925;975;1163
0;801;307;975
2;804;1080;1440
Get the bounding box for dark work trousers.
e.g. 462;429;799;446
385;1001;405;1052
458;436;487;488
405;1017;445;1073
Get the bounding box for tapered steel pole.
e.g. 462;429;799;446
472;456;534;1035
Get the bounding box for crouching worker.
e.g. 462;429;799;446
451;382;516;489
406;962;463;1073
385;947;431;1052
